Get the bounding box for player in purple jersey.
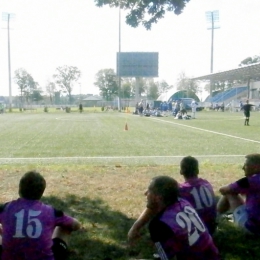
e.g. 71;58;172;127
147;176;220;260
179;156;217;234
128;156;217;245
217;153;260;234
0;171;81;260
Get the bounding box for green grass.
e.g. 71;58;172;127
0;110;260;259
0;109;259;162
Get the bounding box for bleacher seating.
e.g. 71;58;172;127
207;87;247;103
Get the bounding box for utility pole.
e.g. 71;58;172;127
2;12;15;112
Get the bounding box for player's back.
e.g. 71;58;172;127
179;178;217;234
0;198;57;260
150;198;219;260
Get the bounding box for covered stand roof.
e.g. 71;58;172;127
191;63;260;81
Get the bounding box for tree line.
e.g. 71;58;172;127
13;65;202;106
13;53;259;106
14;66;81;107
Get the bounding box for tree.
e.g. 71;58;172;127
14;68;39;106
94;0;190;30
31;89;43;103
121;79;132;98
147;80;159;100
53;65;81;104
134;77;149;96
94;69;118;101
157;80;172;95
45;81;56;105
176;71;199;95
239;55;260;67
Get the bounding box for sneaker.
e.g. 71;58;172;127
153;253;161;260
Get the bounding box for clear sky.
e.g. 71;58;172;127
0;0;260;98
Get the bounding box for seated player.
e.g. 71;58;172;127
145;176;220;260
179;156;217;235
217;153;260;235
128;156;217;245
0;171;81;260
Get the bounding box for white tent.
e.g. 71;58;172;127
157;86;178;101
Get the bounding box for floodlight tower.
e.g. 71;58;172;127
2;12;15;112
117;3;122;111
206;10;220;73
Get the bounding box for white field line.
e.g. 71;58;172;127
0;155;245;161
0;116;257;162
150;117;260;144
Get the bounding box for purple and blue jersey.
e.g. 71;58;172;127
229;173;260;234
0;198;75;260
149;198;219;260
179;178;217;234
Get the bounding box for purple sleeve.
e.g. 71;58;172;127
55;214;75;229
229;177;249;194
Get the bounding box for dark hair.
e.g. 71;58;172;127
245;154;260;166
19;171;46;200
150;176;179;206
180;156;199;178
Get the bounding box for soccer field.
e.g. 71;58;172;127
0;109;259;165
1;110;260;260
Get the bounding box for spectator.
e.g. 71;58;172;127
168;101;172;112
79;103;83;113
217;153;260;235
220;102;225;112
239;101;243;111
0;171;81;260
138;100;144;115
179;101;184;112
141;176;220;260
190;100;198;119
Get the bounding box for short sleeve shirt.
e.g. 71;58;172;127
149;198;220;260
0;198;75;260
229;174;260;234
179;178;217;234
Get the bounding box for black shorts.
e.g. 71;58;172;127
0;238;68;260
52;238;68;260
244;112;250;117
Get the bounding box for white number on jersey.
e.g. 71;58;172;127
13;209;43;238
190;186;214;210
176;206;206;246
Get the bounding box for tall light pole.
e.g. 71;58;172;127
2;12;15;112
206;10;220;73
206;10;220;97
117;4;122;111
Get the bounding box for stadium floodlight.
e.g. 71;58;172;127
205;10;220;74
117;4;122;111
205;10;220;98
2;12;15;112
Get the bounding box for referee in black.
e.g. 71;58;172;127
242;100;254;126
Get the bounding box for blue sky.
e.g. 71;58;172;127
0;0;260;98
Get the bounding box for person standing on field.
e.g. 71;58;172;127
79;103;83;113
242;100;254;126
190;100;198;119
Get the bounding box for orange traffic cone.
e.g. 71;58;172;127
124;123;128;131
